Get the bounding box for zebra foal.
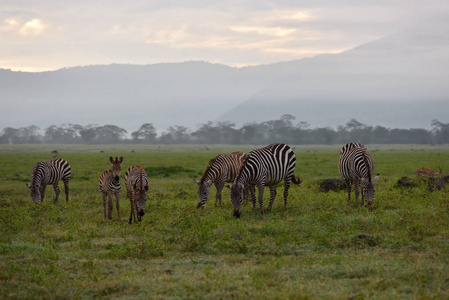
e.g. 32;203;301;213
124;166;149;224
230;143;301;218
99;156;123;219
338;142;379;205
27;158;71;204
194;151;248;208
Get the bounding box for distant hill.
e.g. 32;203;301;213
1;17;448;132
217;17;449;129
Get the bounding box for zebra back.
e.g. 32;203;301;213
200;151;247;185
231;143;299;217
196;151;248;208
29;158;71;203
124;166;149;223
339;142;374;182
236;143;297;187
31;158;71;186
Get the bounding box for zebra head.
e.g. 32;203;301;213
109;156;123;181
26;182;42;204
362;173;380;205
194;179;212;209
134;182;149;220
230;182;245;218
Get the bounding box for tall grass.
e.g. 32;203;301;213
0;144;448;299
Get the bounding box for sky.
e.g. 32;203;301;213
2;0;449;72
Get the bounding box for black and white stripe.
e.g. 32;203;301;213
27;158;71;204
124;166;149;224
231;143;301;217
194;151;248;208
100;156;123;219
338;142;379;205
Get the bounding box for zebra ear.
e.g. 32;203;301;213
119;156;123;163
193;179;200;186
109;157;114;164
373;173;380;183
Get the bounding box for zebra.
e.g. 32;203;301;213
124;166;149;224
99;156;123;219
338;142;380;205
230;143;301;218
194;151;249;208
27;158;71;204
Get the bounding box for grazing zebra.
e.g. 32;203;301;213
124;166;149;224
230;143;301;218
338;142;379;205
99;156;123;220
27;158;71;204
194;151;249;208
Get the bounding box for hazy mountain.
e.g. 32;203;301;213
1;17;448;133
217;17;449;129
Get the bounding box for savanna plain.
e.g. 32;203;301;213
0;144;448;299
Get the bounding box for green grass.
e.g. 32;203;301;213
0;144;448;299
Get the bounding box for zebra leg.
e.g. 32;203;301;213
267;186;277;212
215;182;224;206
53;183;60;203
128;194;134;224
40;185;46;203
115;192;120;219
63;179;69;202
108;194;113;219
102;192;108;219
354;180;361;204
257;184;265;214
346;179;352;202
283;180;291;207
250;186;257;209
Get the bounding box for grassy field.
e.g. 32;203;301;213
1;144;448;299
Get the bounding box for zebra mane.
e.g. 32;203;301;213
361;150;372;182
200;155;221;184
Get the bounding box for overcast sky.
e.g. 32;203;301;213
1;0;449;72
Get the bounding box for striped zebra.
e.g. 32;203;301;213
124;166;149;224
338;142;379;205
230;143;301;218
99;156;123;219
27;158;71;204
194;151;249;208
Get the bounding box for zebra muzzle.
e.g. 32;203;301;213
233;210;241;218
138;209;145;217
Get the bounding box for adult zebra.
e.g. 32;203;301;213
27;158;71;204
124;166;149;224
338;142;379;205
230;143;301;218
194;151;249;208
100;156;123;219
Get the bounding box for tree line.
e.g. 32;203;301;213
1;115;448;145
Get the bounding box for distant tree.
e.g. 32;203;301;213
131;123;157;144
345;119;366;131
44;124;82;144
95;125;127;144
191;121;220;144
431;119;449;144
160;125;190;144
217;121;240;144
79;125;97;144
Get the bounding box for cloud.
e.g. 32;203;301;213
2;1;449;71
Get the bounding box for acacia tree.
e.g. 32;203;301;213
432;119;449;144
131;123;157;144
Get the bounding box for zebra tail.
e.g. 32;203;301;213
291;175;301;185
